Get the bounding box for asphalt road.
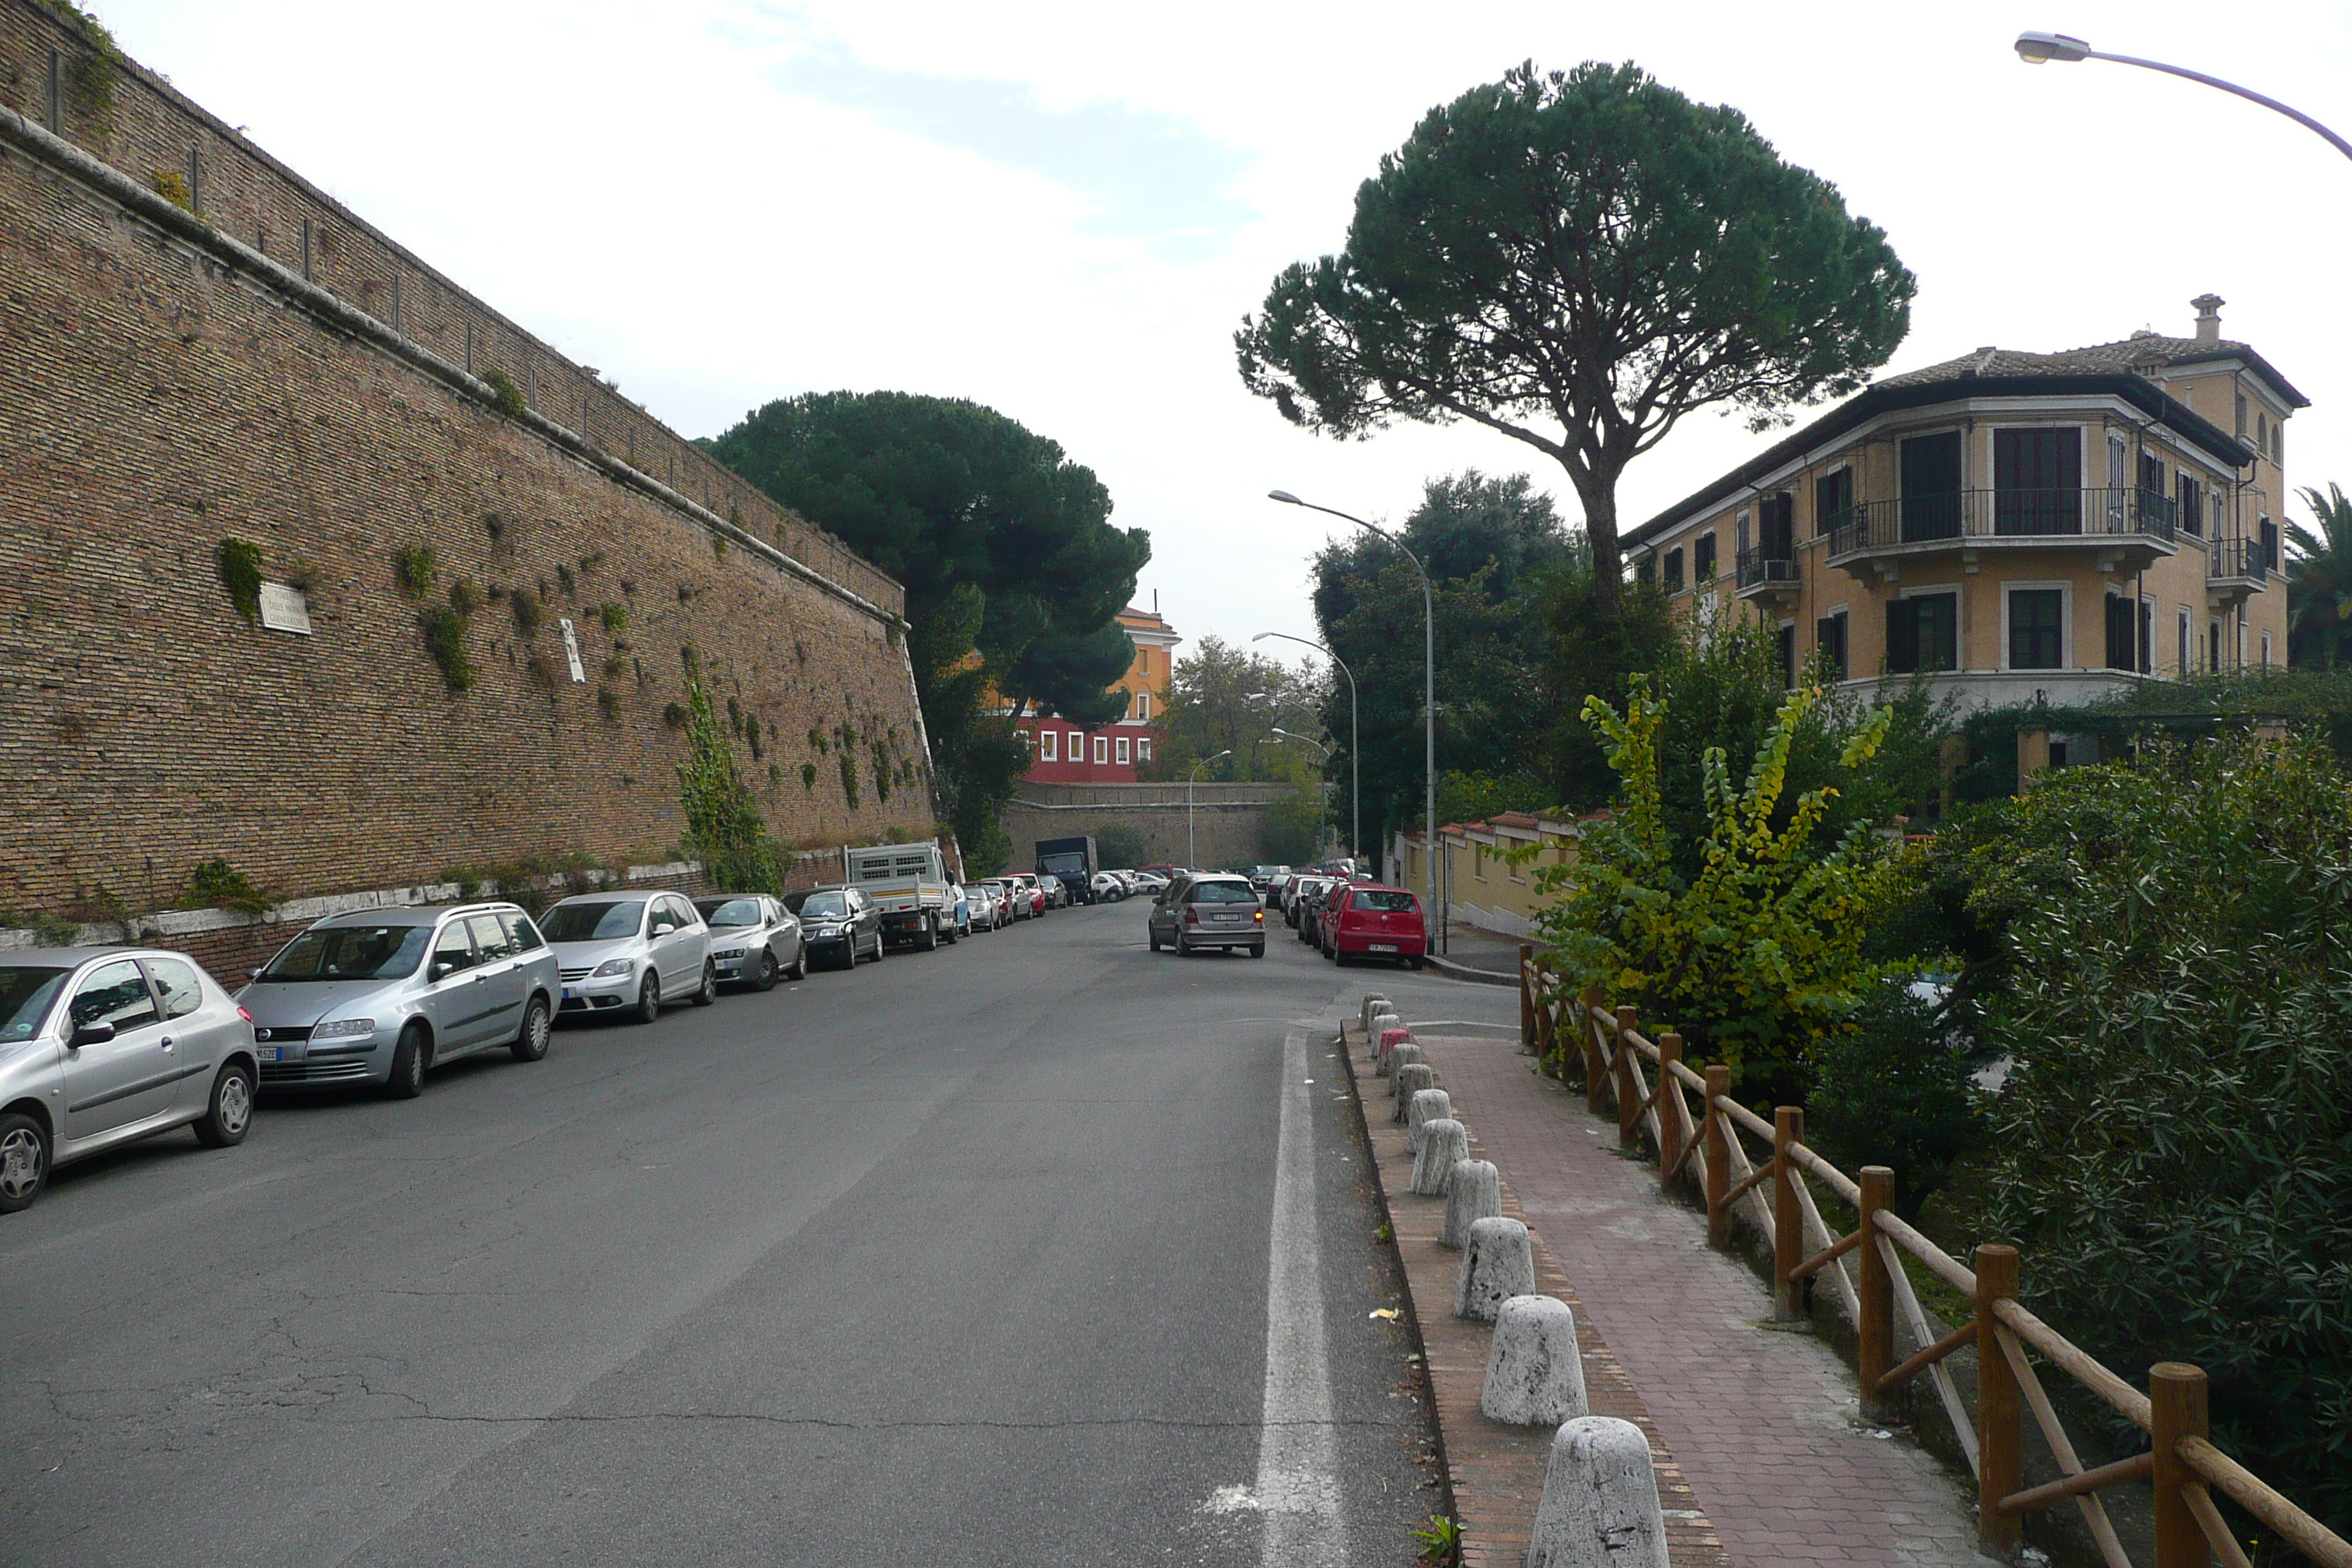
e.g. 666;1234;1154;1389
2;900;1518;1566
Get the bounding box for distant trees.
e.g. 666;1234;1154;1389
2288;483;2352;668
1238;61;1914;609
707;392;1148;872
1147;636;1327;785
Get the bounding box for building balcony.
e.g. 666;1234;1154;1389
1734;547;1800;604
1823;487;2179;578
2206;536;2270;605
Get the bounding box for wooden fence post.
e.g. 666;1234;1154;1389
1615;1006;1641;1147
1655;1033;1684;1184
1582;988;1607;1115
2152;1362;2211;1568
1857;1166;1894;1419
1518;945;1535;1049
1975;1244;2023;1556
1773;1107;1804;1319
1703;1066;1731;1248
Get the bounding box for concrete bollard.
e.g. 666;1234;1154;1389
1455;1216;1537;1322
1411;1118;1469;1195
1387;1043;1424;1094
1525;1417;1668;1568
1480;1294;1588;1425
1371;1011;1403;1045
1376;1026;1413;1076
1390;1064;1434;1124
1360;995;1389;1033
1406;1088;1452;1149
1441;1158;1501;1250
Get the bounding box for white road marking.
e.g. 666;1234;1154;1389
1254;1027;1349;1567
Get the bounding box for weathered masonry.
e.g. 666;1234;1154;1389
0;0;935;916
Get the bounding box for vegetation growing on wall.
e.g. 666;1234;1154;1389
214;537;263;625
675;679;778;894
392;544;437;600
510;587;543;636
838;752;861;809
482;368;527;419
151;169;192;211
183;857;268;914
417;604;473;693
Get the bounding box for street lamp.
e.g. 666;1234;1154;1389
1269;490;1437;943
2013;31;2352;162
1188;749;1233;869
1268;727;1330;758
1254;631;1360;870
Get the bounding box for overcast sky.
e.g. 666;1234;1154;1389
103;0;2352;666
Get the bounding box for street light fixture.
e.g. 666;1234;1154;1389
1188;749;1234;869
1269;489;1438;943
1254;630;1360;870
2013;31;2352;162
1268;727;1330;758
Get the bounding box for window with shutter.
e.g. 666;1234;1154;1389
1815;612;1848;682
1694;532;1716;581
1814;469;1854;541
1993;428;2081;535
2008;589;2064;670
1899;432;1964;541
1664;548;1684;590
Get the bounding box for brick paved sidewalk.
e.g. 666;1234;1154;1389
1414;1033;1989;1568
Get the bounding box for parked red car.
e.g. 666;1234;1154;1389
1319;883;1428;968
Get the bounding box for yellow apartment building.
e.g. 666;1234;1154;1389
1626;296;2299;710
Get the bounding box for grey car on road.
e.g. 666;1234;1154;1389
239;902;562;1098
1146;873;1267;958
543;891;717;1023
693;894;806;990
0;947;259;1213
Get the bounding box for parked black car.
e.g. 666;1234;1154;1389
785;885;884;969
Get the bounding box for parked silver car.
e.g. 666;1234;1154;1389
0;947;259;1213
963;882;997;933
240;902;561;1098
692;894;805;990
543;891;715;1023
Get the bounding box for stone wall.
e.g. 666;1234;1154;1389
0;0;935;921
1000;783;1299;872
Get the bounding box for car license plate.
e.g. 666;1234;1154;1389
255;1046;279;1062
562;986;580;1000
1369;943;1398;953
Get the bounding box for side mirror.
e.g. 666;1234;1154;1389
69;1019;116;1049
652;922;676;938
429;961;453;981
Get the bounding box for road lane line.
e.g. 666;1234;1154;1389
1254;1026;1350;1567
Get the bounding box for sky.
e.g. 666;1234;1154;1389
99;0;2352;669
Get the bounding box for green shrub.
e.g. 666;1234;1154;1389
662;701;687;727
184;856;268;914
1806;980;1984;1220
675;679;777;894
1094;822;1147;869
799;761;818;791
417;604;473;692
481;367;527;418
598;601;626;633
151;167;192;211
393;544;437;600
510;589;543;636
215;538;263;624
1975;733;2352;1531
838;752;860;808
597;687;622;723
447;576;483;617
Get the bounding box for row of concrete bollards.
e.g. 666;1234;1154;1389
1361;992;1670;1568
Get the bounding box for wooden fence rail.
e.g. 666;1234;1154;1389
1515;946;2351;1568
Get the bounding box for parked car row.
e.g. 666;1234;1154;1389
0;856;1086;1215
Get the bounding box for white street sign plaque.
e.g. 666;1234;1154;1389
559;618;587;682
257;581;312;636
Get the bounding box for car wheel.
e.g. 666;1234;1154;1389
386;1022;429;1098
692;960;719;1006
755;950;780;991
633;971;661;1024
0;1111;51;1213
510;995;552;1063
1251;943;1266;960
1409;956;1427;970
1149;930;1161;952
919;916;939;952
193;1061;257;1146
786;947;807;981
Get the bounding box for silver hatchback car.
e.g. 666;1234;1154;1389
0;946;259;1213
238;902;561;1098
541;890;715;1022
691;894;805;990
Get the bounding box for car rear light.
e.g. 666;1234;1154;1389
1183;907;1198;924
237;1006;253;1022
1254;910;1264;923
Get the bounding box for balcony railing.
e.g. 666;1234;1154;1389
1824;487;2179;559
1735;547;1799;591
2208;537;2269;581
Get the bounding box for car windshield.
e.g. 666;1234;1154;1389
696;898;763;928
260;924;433;981
1188;881;1256;904
798;892;849;919
0;966;70;1042
1352;891;1419;913
540;901;647;942
1039;853;1085;875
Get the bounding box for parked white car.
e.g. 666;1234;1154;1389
542;892;715;1023
1;947;258;1213
1089;871;1128;902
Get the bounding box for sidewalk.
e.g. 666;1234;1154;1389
1406;1032;1986;1568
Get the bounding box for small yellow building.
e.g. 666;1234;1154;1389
1626;296;2299;709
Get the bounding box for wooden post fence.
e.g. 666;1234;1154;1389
1656;1033;1684;1180
1614;1006;1641;1147
1773;1107;1805;1321
2152;1363;2210;1568
1857;1165;1894;1419
1581;987;1607;1114
1518;944;1535;1049
1977;1244;2024;1556
1703;1064;1732;1249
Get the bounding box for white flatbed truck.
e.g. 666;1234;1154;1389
843;840;957;951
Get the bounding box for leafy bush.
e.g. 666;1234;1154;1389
1806;980;1985;1220
416;605;473;693
1974;732;2352;1531
481;367;527;419
447;576;483;617
184;857;268;914
510;588;543;636
1533;678;1905;1096
392;544;437;600
675;681;778;894
1094;821;1147;870
215;538;263;625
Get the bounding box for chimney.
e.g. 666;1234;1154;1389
2192;293;2225;346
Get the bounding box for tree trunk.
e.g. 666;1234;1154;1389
1567;461;1623;614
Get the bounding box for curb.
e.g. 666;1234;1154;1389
1425;953;1519;987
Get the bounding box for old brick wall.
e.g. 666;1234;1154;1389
0;0;935;916
1000;783;1294;871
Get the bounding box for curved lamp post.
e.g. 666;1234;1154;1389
1188;749;1233;869
1269;490;1436;936
1253;630;1360;864
2014;32;2352;162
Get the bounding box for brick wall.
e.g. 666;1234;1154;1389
0;0;935;917
1000;783;1297;871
